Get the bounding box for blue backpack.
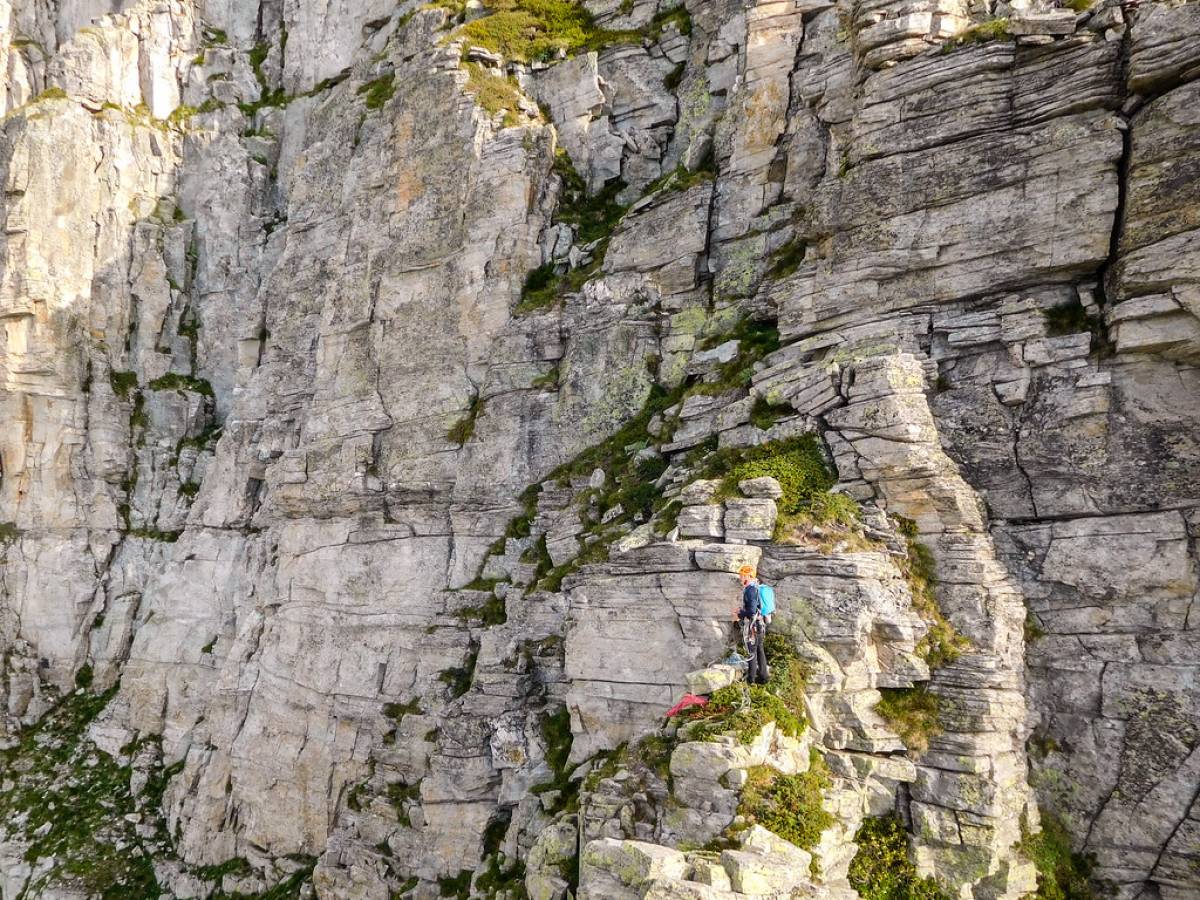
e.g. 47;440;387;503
758;583;776;617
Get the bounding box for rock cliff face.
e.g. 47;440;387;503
0;0;1198;898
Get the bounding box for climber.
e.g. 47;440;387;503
735;565;769;685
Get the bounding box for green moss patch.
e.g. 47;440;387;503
1019;812;1096;900
849;813;950;900
358;73;397;110
455;592;508;626
748;395;791;431
767;238;807;279
440;644;479;699
894;517;968;670
876;685;941;754
448;395;484;444
646;5;692;39
698;434;858;537
147;372;214;397
387;780;422;826
454;0;640;63
0;686;162;896
642;158;716;198
1043;300;1092;338
739;749;834;851
110;370;139;398
438;869;473;898
686;317;780;396
516;151;628;315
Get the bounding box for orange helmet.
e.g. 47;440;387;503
738;565;756;579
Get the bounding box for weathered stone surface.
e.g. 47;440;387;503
723;498;777;542
4;1;1200;898
678;504;725;539
685;664;742;696
738;476;783;499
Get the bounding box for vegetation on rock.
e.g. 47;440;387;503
941;18;1011;52
894;516;967;670
703;434;859;535
464;62;526;127
516;151;628;314
876;685;942;754
681;634;809;743
849;813;950;900
1019;812;1096;900
738;749;835;852
453;0;640;63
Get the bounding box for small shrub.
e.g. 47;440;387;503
709;435;839;521
386;780;422;826
848;813;950;900
739;750;834;851
74;665;94;690
110;370;138;399
1018;812;1096;900
1043;300;1091;338
687;317;780;396
682;634;809;743
876;686;941;754
767;238;807;279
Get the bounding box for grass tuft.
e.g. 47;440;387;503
448;395;484;444
893;517;968;670
515;150;628;314
464;62;526;127
876;685;941;754
767;238;807;279
941;18;1011;53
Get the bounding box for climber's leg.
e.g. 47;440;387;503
754;622;769;684
745;622;761;684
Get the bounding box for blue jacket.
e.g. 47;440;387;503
738;583;760;621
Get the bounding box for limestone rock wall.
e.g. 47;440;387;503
0;0;1198;897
